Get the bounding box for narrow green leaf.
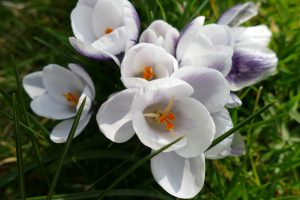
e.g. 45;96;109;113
47;97;87;200
13;58;50;186
13;93;26;200
155;0;167;21
98;136;184;199
206;100;277;151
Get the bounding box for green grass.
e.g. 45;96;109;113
1;0;300;199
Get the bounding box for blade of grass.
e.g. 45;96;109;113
13;58;50;186
13;93;26;200
47;97;86;200
98;136;184;199
155;0;167;21
206;100;277;151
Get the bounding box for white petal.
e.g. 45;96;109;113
30;93;76;120
218;2;258;27
68;64;96;99
139;20;179;55
177;31;214;64
91;26;127;56
96;89;137;143
123;0;140;49
232;25;272;47
69;37;121;65
76;86;93;120
151;152;205;199
180;46;233;76
92;0;123;38
71;5;95;44
50;113;92;143
198;24;234;47
205;108;234;159
172;67;230;113
226;92;242;108
22;71;46;99
180;16;205;35
42;64;84;105
227;44;278;91
175;97;215;158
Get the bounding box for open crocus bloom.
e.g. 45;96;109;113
97;78;215;198
70;0;140;65
139;20;180;56
23;64;95;143
171;66;243;159
176;16;234;76
121;43;178;88
218;1;278;91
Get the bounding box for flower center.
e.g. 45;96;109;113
144;96;175;132
63;92;79;107
142;66;155;81
104;27;113;35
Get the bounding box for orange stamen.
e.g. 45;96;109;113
104;28;113;35
158;112;176;131
142;66;155;81
63;92;79;107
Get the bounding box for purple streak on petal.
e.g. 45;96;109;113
226;46;277;89
218;2;258;27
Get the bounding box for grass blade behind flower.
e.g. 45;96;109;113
47;97;87;200
98;136;184;199
206;100;277;151
13;93;26;200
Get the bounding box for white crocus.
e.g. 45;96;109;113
121;43;178;88
97;78;216;198
176;16;234;77
23;64;95;143
171;66;244;159
139;20;180;56
218;1;278;91
69;0;140;65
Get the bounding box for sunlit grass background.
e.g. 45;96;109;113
0;0;300;199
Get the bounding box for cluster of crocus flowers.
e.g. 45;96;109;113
22;1;277;199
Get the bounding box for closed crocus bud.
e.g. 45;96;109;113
218;2;278;91
22;64;95;143
177;17;234;76
69;0;140;65
139;20;180;56
121;43;178;88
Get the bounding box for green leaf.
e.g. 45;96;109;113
98;136;184;199
13;93;26;200
46;97;87;200
206;100;276;151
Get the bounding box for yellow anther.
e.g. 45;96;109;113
142;66;155;81
104;28;113;35
63;92;79;107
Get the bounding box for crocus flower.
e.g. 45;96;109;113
218;1;278;91
139;20;180;56
69;0;140;65
121;43;178;88
22;64;95;143
176;16;234;77
97;78;216;198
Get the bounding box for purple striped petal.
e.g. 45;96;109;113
226;44;278;91
218;2;258;27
